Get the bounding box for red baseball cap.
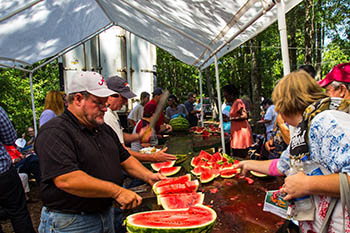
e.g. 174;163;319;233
318;63;350;87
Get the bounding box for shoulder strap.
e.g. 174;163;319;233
319;173;350;233
339;173;350;232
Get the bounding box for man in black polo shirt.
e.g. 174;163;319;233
35;71;164;233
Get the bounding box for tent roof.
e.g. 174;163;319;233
0;0;301;70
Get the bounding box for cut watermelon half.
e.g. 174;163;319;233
155;180;199;195
160;166;181;176
152;174;191;192
158;192;204;210
151;161;176;172
126;205;216;233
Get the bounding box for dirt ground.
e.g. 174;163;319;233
1;182;42;233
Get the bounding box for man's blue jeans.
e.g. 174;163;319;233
39;206;115;233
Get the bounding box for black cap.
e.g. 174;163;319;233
106;76;136;99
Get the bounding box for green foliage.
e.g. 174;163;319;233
0;60;60;136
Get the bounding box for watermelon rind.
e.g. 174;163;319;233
160;166;181;176
151;160;176;172
152;174;191;193
250;170;268;177
126;205;216;233
175;154;189;164
159;192;204;210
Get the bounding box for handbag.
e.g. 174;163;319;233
320;173;350;233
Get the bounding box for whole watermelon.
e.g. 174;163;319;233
169;116;190;132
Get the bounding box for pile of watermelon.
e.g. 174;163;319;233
190;125;221;136
191;150;241;183
152;174;202;209
125;174;217;232
169;116;190;131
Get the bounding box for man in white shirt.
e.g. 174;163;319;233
128;92;150;127
257;98;277;140
105;76;176;162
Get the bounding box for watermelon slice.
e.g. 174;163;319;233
198;150;211;160
190;156;202;167
160;166;181;176
250;171;268;177
158;192;204;210
155;180;199;195
151;161;176;171
191;166;205;176
153;174;191;192
126;205;217;233
220;168;239;178
200;169;216;183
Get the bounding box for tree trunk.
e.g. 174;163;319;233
304;0;314;64
204;67;218;119
250;39;261;133
287;9;298;71
315;0;323;76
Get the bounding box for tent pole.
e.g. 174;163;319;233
0;0;43;23
277;0;290;75
214;55;226;154
29;72;38;136
198;70;204;127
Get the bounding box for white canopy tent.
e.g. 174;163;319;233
0;0;301;152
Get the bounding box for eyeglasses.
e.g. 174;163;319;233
90;98;107;109
111;94;120;98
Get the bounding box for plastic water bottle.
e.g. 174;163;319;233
286;157;313;212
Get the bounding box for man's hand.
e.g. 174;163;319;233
265;139;275;152
282;172;310;201
153;147;177;162
138;126;150;139
146;173;166;186
160;124;172;133
236;160;251;176
112;187;142;210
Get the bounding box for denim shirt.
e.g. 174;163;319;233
0;106;17;174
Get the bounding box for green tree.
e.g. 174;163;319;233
0;60;60;136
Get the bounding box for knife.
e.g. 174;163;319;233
149;90;169;129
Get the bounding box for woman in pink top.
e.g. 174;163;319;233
223;84;253;158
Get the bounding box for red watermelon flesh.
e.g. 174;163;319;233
190;156;202;167
159;166;181;176
191;166;205;176
126;205;216;231
200;169;216;183
151;161;175;172
153;174;191;190
159;192;204;210
198;150;211;160
155;180;199;195
210;152;222;163
220;168;238;178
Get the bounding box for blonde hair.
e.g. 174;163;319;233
44;90;65;115
272;70;327;116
